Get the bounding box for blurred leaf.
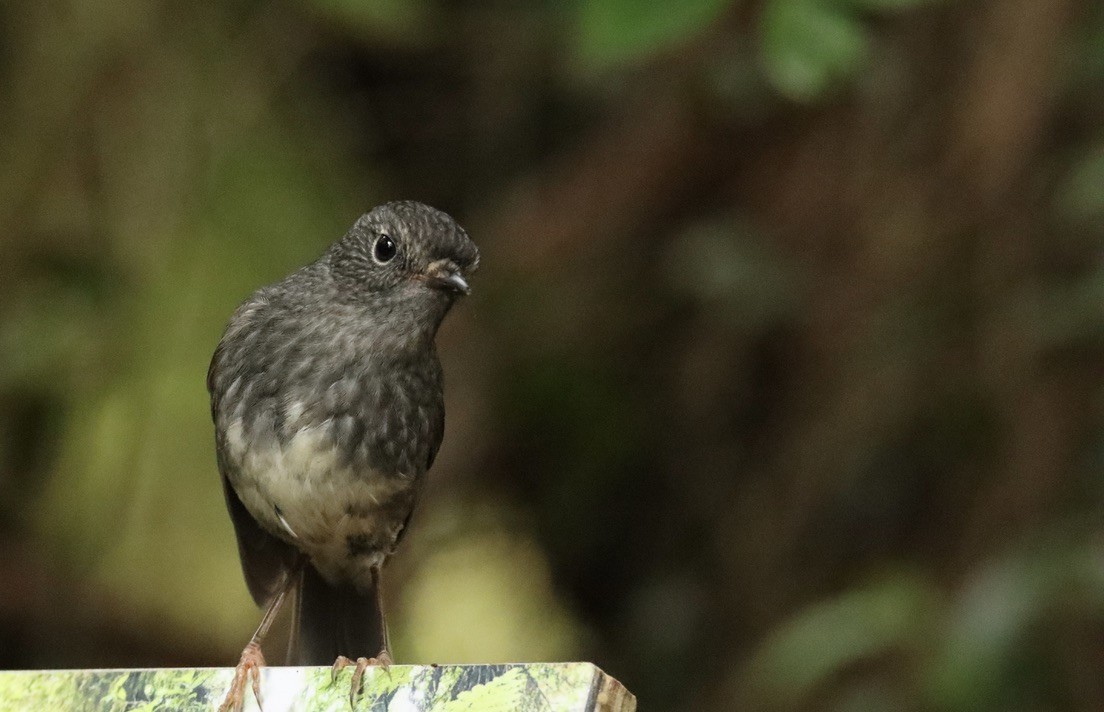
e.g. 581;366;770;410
740;574;937;707
760;0;869;103
759;0;940;103
923;542;1104;711
575;0;733;69
926;559;1048;709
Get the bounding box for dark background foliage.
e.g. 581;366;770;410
2;0;1103;710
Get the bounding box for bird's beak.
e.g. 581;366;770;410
423;261;471;295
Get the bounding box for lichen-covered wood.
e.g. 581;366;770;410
0;662;635;712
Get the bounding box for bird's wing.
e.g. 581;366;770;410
220;464;300;606
209;293;298;605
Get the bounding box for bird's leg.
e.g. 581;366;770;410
331;566;392;708
374;563;392;663
219;570;298;712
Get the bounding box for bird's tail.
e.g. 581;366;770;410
290;565;387;665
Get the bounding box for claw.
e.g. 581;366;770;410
219;641;266;712
252;663;265;712
332;655;353;684
331;650;393;709
374;650;393;681
350;657;370;708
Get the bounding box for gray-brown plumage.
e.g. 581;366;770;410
208;201;478;672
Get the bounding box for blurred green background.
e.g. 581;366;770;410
2;0;1104;709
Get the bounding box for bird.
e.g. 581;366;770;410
206;201;478;710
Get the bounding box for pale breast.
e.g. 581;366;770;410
222;415;417;589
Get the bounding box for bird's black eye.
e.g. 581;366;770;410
373;234;397;264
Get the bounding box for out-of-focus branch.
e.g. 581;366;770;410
478;77;739;273
949;0;1078;210
953;0;1083;565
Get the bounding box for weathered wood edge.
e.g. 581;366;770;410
587;663;638;712
0;662;637;711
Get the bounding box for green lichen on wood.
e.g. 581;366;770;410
0;663;635;712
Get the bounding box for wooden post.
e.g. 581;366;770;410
0;662;636;711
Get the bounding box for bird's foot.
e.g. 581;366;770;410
219;641;266;712
332;651;392;708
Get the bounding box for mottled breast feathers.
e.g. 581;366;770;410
208;266;445;588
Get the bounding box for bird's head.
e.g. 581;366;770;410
328;201;479;324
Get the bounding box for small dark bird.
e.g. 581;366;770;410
207;201;478;710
